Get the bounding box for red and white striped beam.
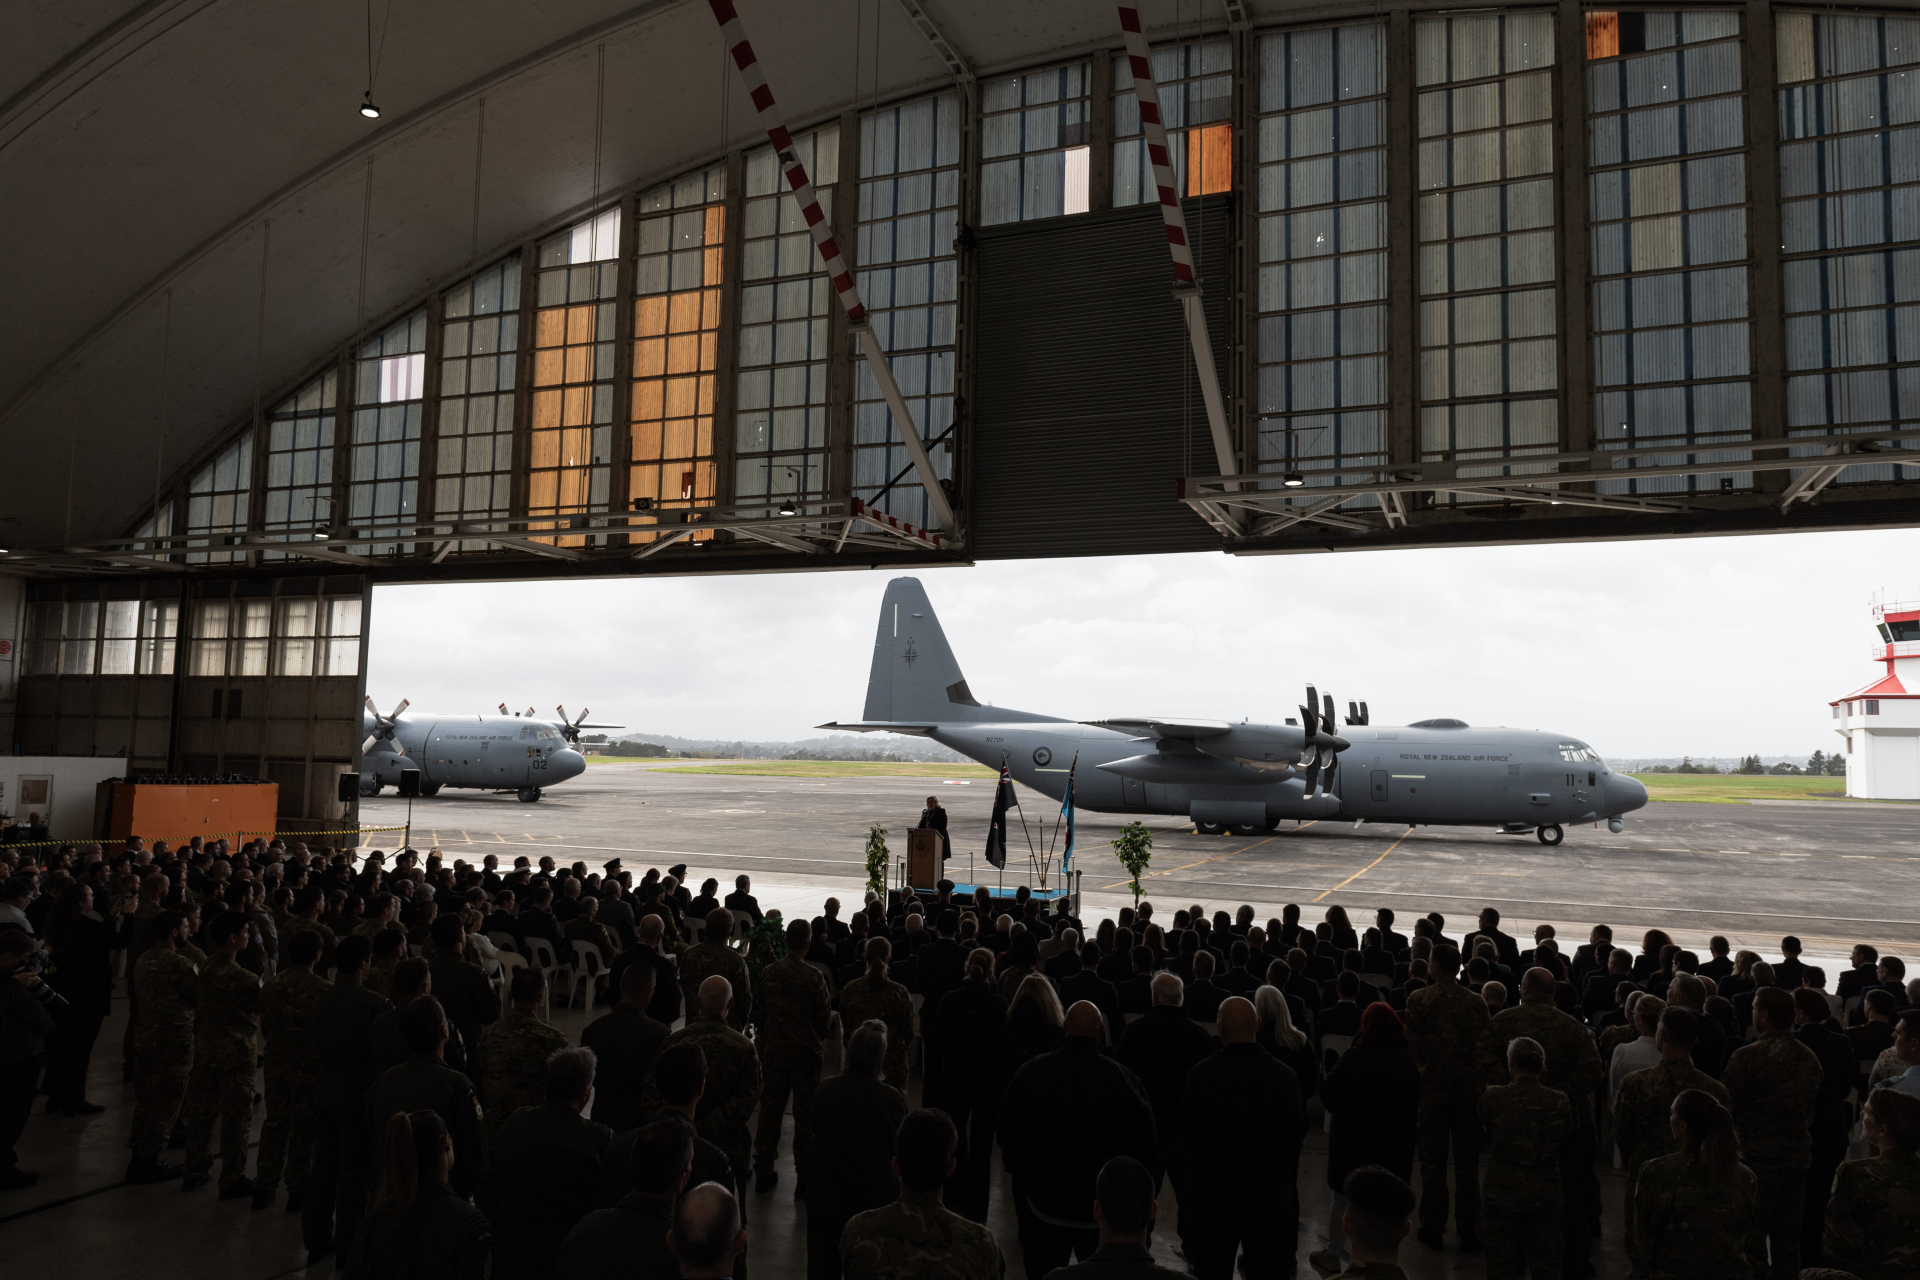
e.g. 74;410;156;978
852;498;945;550
708;0;960;540
1117;7;1241;503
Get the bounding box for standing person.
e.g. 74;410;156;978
1329;1167;1419;1280
1116;972;1215;1250
660;975;762;1191
754;918;832;1193
1402;943;1488;1252
1823;1088;1920;1280
1478;1037;1570;1280
928;948;1007;1222
119;872;170;1080
1181;997;1308;1280
1042;1157;1190;1280
558;1120;691;1279
478;967;570;1139
1316;1003;1422;1274
840;1108;1003;1280
304;935;392;1267
998;1002;1158;1278
1611;1008;1729;1258
125;909;198;1184
679;911;753;1031
1721;986;1824;1280
368;997;489;1202
425;914;499;1083
579;965;670;1138
916;797;951;864
670;1182;748;1280
40;881;124;1115
1791;987;1859;1267
807;1022;910;1280
181;911;264;1197
0;931;59;1189
839;937;915;1090
488;1047;612;1280
344;1109;491;1280
1630;1090;1757;1280
255;928;331;1210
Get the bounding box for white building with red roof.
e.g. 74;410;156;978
1833;600;1920;799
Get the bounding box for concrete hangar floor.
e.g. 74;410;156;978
368;761;1920;963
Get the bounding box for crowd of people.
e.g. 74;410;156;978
1;834;1918;1280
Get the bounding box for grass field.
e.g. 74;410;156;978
1628;772;1867;804
601;758;998;780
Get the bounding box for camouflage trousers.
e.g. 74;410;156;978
1483;1199;1562;1280
1745;1164;1807;1280
754;1053;820;1177
129;1032;192;1160
1417;1097;1483;1237
182;1050;257;1187
254;1072;315;1194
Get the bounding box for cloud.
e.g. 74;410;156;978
367;528;1920;758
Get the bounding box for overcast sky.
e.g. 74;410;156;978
367;527;1920;761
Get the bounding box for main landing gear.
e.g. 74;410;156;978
517;787;543;803
1194;821;1265;836
1537;824;1564;846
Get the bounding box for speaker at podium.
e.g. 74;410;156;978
906;828;942;891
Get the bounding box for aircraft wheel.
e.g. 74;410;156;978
419;783;441;797
1227;822;1262;837
360;780;383;797
517;787;543;803
1194;820;1225;835
1537;823;1564;847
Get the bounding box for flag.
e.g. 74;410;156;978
1058;753;1077;870
984;754;1014;870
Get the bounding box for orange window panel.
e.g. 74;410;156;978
533;348;565;387
565;304;598;345
634;338;667;378
667;335;701;375
663;376;701;419
535;309;567;347
701;288;722;329
562;386;592;425
1586;12;1620;60
632;422;663;462
698;332;719;373
663;419;698;459
529;471;559;508
1188;124;1232;197
563;345;594;384
532;390;564;431
635;296;668;338
634;382;666;422
669;292;703;333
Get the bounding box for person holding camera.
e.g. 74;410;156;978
1;929;62;1189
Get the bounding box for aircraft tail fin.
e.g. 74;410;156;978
861;578;1054;725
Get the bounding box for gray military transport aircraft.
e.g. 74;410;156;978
822;578;1648;845
358;700;616;801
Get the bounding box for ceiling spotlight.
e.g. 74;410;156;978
360;93;381;119
1281;471;1305;488
778;497;798;516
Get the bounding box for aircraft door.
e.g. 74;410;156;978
1121;777;1145;810
1370;770;1388;802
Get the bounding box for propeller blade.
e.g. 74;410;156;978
1348;700;1358;724
360;734;382;755
1359;701;1369;726
365;695;379;715
575;708;589;726
498;703;510;715
556;705;569;725
1302;755;1321;793
389;698;409;720
525;707;536;718
1323;693;1336;731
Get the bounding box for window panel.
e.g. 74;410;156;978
1416;12;1561;487
633;167;725;544
438;257;521;551
261;369;337;559
980;63;1091;225
1587;12;1753;495
22;602;60;677
737;126;839;512
531;210;619;546
854;94;959;530
347;311;426;554
1257;24;1390;503
184;436;253;564
1776;12;1920;485
100;600;138;676
1115;39;1234;207
137;601;177;676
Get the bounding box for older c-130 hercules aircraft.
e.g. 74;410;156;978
821;578;1648;845
358;700;617;802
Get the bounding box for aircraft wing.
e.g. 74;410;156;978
815;720;938;737
573;723;624;729
1083;717;1235;739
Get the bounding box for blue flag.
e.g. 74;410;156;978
1059;753;1077;871
984;755;1013;870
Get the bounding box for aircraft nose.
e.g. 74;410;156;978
1609;773;1648;813
552;748;587;782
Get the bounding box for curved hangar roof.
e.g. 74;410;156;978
3;0;1217;548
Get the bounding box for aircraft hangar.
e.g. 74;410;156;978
4;0;1920;835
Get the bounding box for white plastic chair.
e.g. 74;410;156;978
496;950;528;1003
523;937;575;1011
685;919;705;946
570;940;609;1008
730;909;755;945
487;930;520;955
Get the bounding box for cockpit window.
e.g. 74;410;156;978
1557;742;1599;762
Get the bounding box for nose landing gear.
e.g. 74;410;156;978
517;787;543;803
1537;824;1564;846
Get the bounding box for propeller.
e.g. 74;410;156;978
361;696;410;755
525;706;536;718
555;706;591;745
1296;685;1351;794
1348;700;1370;727
498;703;510;716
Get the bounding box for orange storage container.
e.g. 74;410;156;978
95;781;280;843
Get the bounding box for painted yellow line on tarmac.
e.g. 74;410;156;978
1098;822;1318;891
1315;828;1413;902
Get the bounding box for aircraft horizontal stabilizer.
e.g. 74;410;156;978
816;720;938;737
1083;718;1235;739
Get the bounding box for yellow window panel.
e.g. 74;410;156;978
695;418;713;457
536;309;567;348
556;469;591;508
633;381;666;421
532;389;564;431
630;464;661;499
634;338;667;378
664;377;699;418
566;303;598;345
703;247;724;287
635;296;668;338
698;335;718;375
631;421;663;462
663;419;697;460
692;460;716;499
562;345;592;385
533;349;565;387
530;431;561;469
562;386;592;426
705;206;725;249
702;287;723;330
667;334;700;375
529;471;559;507
1188;124;1232;197
669;292;702;333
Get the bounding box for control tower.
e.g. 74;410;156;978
1831;600;1920;800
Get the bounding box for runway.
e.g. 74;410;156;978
362;761;1920;964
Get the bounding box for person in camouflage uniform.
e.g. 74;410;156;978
277;887;336;973
839;936;915;1089
841;1108;1003;1280
120;873;170;1078
253;926;331;1209
1631;1088;1756;1280
1612;1008;1729;1257
181;911;263;1196
125;909;197;1182
1403;943;1488;1248
1721;986;1823;1280
662;973;762;1186
679;910;752;1032
478;966;571;1139
1823;1087;1920;1280
1478;1037;1570;1280
753;918;832;1191
1477;968;1603;1277
363;927;407;1002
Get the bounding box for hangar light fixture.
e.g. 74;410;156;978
1282;471;1305;487
360;93;381;119
778;497;798;516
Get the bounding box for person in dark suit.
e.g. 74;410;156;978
926;950;1008;1223
916;796;951;863
1117;946;1156;1016
1517;924;1558;970
812;898;850;946
1097;928;1136;986
515;887;567;956
1773;936;1810;990
1582;951;1635;1020
1697;934;1734;983
1318;972;1366;1038
1316;1004;1421;1269
1058;944;1122;1037
557;1119;688;1280
1115;974;1212;1252
1184;953;1230;1023
1044;929;1083;981
487;1046;611;1280
1182;998;1308;1280
688;879;722;921
723;876;762;925
1217;941;1261;998
1041;1156;1191;1280
1665;973;1729;1079
1276;904;1307;950
1569;925;1615;984
1836;945;1878;1000
482;891;519;941
1374;909;1410;959
1462;908;1521;974
607;914;680;1028
580;966;671;1138
914;910;967;1013
427;915;500;1079
303;935;392;1266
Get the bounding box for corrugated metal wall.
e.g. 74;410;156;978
970;198;1233;559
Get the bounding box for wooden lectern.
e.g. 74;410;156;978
906;829;942;891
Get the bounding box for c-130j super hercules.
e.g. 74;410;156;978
823;578;1648;846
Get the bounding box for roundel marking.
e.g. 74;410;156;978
1033;746;1053;767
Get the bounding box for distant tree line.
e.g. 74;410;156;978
1640;752;1845;776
